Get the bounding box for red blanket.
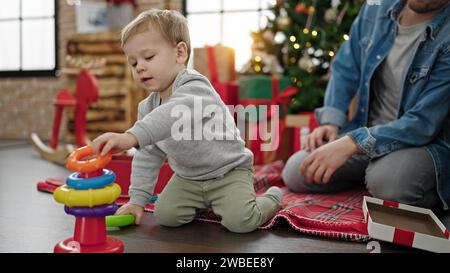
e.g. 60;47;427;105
37;161;370;242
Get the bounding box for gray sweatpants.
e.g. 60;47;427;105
281;147;440;209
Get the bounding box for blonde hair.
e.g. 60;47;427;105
121;9;191;64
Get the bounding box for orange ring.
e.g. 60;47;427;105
66;146;112;173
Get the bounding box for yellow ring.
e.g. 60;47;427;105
54;183;121;207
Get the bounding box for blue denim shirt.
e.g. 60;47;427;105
315;0;450;209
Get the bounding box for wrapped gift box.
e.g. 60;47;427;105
238;75;293;121
363;196;450;252
243;120;294;165
237;76;299;165
193;45;236;83
239;75;291;101
212;81;239;106
105;155;173;198
194;45;238;106
285;113;318;152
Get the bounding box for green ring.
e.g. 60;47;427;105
106;214;135;227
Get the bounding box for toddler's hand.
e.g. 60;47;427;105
116;202;145;225
92;132;138;156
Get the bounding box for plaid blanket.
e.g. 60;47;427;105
37;161;370;242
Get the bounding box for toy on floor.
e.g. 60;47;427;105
30;69;98;164
106;214;136;228
53;145;126;253
38;154;170;205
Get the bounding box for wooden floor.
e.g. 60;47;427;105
1;140;448;253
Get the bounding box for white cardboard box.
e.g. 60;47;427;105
363;196;450;253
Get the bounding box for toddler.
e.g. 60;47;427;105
92;9;282;233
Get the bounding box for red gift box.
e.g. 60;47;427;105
285;113;319;152
205;45;239;106
104;155;173;197
211;81;239;107
239;76;299;165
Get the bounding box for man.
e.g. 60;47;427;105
282;0;450;209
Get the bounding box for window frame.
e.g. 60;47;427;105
0;0;59;78
182;0;270;44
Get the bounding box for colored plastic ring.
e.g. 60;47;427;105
64;203;118;217
106;214;135;228
66;169;116;190
54;183;122;207
149;195;158;203
66;145;112;173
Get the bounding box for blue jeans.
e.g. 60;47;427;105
281;147;439;209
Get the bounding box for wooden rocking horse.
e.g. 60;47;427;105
31;69;99;163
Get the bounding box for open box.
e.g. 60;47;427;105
363;196;450;252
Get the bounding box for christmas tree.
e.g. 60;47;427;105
241;0;362;112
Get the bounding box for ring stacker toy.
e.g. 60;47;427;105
106;214;136;228
65;204;118;217
104;194;159;228
104;193;159;228
66;169;116;190
53;146;125;253
66;145;112;174
54;183;121;207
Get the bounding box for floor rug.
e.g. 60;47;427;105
37;161;370;242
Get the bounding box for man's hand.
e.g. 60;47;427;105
300;135;360;184
92;132;138;156
303;124;339;151
116;202;145;225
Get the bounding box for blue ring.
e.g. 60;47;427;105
66;169;115;190
64;204;118;217
149;195;158;203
